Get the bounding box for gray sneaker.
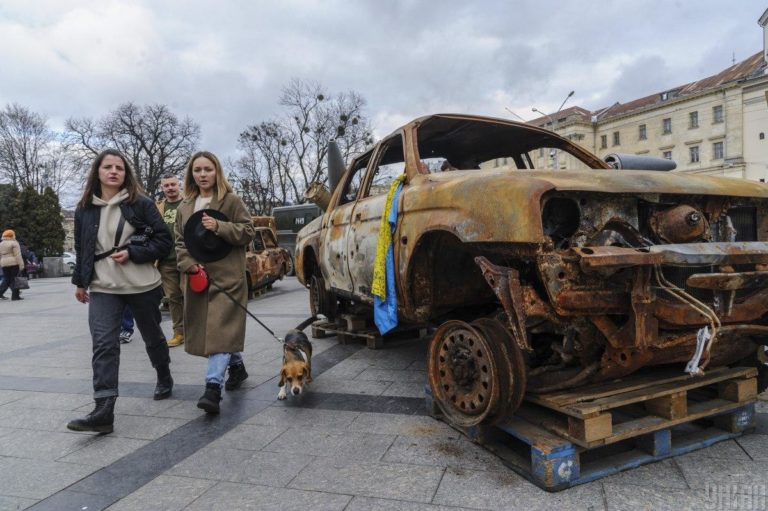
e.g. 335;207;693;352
119;330;133;343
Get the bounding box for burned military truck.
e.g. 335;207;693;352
295;114;768;427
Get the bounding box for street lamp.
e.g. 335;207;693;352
504;107;527;123
531;90;575;170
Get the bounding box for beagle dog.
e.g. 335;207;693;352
277;316;318;400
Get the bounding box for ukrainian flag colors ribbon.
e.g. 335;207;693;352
372;174;406;334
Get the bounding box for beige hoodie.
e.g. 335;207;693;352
89;190;161;294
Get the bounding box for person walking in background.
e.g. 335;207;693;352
156;173;185;347
175;151;254;414
67;149;174;434
120;306;134;343
0;229;25;301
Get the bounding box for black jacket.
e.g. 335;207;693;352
72;195;172;289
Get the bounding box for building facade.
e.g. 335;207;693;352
520;9;768;181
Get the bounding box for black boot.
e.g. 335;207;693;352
197;383;222;414
225;363;249;390
66;396;116;433
154;364;173;400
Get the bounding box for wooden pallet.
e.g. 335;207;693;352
311;314;426;349
426;366;758;491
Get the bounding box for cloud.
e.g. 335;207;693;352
0;0;764;159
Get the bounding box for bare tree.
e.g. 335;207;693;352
0;103;75;193
65;102;201;195
235;79;373;207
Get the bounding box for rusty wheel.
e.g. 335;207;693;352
472;318;527;421
428;320;501;427
309;274;336;320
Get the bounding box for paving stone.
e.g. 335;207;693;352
0;429;97;461
383;435;506;471
343;355;414;370
674;439;751;463
102;396;184;416
0;407;75;431
355;368;427;382
152;401;205;420
58;436;150;467
309;378;392;396
0;456;97;499
676;457;768;489
0;494;37;510
381;381;427;398
4;392;93;411
602;482;716;511
184;481;351;511
316;360;369;380
598;458;688;489
169;447;313;487
245;406;359;429
265;427;395;461
346;496;476;511
347;412;458;438
108;414;190;441
433;467;606;510
0;390;32;406
289;458;444;503
737;432;768;460
105;475;216;511
207;423;286;451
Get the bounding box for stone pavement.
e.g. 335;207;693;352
0;277;766;511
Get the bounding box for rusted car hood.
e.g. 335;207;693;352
422;168;768;198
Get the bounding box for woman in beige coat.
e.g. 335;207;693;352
175;151;255;414
0;229;25;300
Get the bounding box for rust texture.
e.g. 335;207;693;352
294;114;768;426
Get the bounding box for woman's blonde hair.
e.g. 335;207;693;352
183;151;233;199
78;149;144;208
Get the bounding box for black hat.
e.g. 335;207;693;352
184;209;233;263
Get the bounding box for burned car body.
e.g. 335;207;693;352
296;114;768;427
245;225;291;297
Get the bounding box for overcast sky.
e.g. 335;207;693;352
1;1;765;159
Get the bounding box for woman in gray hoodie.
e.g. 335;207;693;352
67;149;173;434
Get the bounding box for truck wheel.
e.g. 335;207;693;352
285;255;295;277
309;274;336;320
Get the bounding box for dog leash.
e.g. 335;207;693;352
204;273;284;344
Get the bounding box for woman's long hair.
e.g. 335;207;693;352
77;149;144;208
183;151;233;200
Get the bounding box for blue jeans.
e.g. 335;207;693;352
121;306;135;334
206;352;243;387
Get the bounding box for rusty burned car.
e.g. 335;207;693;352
245;223;291;298
295;114;768;427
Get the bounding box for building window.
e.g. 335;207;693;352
663;118;672;134
713;142;724;160
638;124;647;140
689;111;699;129
663;151;672;160
713;105;723;123
539;148;545;157
600;135;607;149
689;146;700;163
613;131;620;146
760;132;765;140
